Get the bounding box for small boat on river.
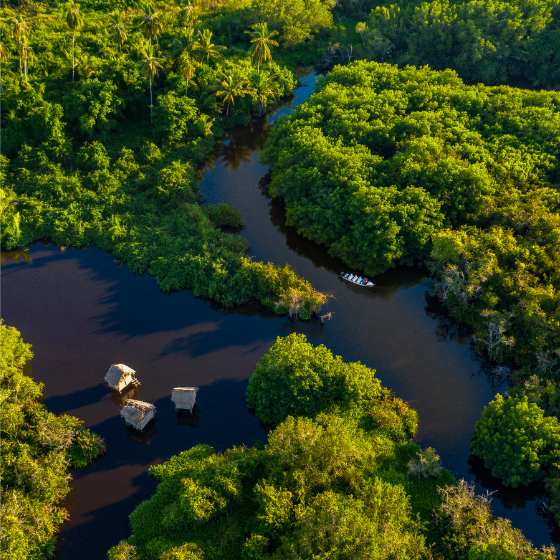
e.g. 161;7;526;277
340;272;375;288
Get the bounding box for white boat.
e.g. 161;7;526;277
340;272;375;287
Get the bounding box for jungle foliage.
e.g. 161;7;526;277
0;0;331;318
264;59;560;506
472;394;560;488
110;334;554;560
0;323;104;559
350;0;560;88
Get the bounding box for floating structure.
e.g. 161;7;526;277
340;272;375;288
319;312;334;324
171;387;199;412
104;363;140;393
120;399;155;431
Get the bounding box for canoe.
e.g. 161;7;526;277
340;272;375;288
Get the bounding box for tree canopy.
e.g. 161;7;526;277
473;394;560;487
264;59;559;384
246;333;417;438
351;0;560;88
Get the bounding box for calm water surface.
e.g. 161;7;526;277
2;72;557;558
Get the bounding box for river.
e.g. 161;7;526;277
2;71;557;558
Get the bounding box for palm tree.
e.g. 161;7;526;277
13;16;29;78
111;11;128;52
215;73;252;117
181;26;195;51
253;71;275;116
13;16;29;46
198;114;213;137
65;1;83;81
245;22;278;72
20;41;32;80
179;3;198;30
193;29;222;64
178;50;197;95
138;5;165;46
140;42;162;119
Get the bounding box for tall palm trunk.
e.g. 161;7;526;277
149;76;153;121
72;32;76;81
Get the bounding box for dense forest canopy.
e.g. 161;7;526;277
0;0;331;318
111;334;555;560
351;0;560;88
0;323;104;559
4;0;560;556
264;59;560;518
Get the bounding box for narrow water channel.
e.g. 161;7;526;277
2;72;557;558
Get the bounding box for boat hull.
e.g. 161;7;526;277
340;273;375;288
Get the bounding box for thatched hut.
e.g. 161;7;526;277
104;363;140;393
120;399;155;431
171;387;199;412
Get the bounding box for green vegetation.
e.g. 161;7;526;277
253;0;336;47
349;0;560;88
1;0;331;318
431;480;554;560
5;0;560;552
264;59;560;509
473;394;560;487
246;332;416;434
0;323;104;559
111;334;554;559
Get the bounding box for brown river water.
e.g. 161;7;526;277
2;72;558;558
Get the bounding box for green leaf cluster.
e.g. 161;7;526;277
473;394;560;487
246;332;415;435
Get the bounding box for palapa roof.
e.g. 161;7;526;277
123;398;154;414
105;363;136;386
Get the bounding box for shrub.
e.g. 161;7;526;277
472;394;560;487
205;203;243;229
246;333;383;426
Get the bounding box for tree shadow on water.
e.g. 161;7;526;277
44;383;107;414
